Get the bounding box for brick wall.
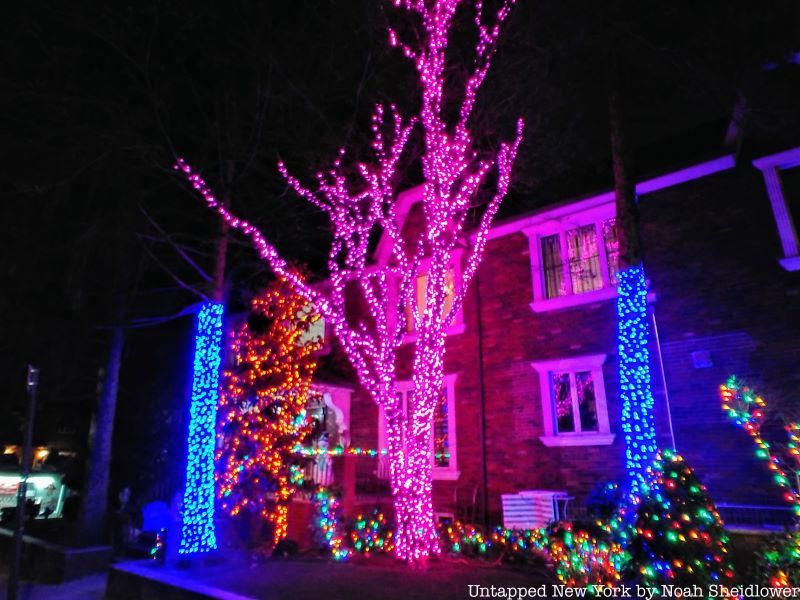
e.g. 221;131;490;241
639;165;800;507
332;159;800;523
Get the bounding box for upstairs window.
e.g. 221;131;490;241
551;370;599;434
398;251;466;341
405;269;456;333
540;219;618;300
524;202;623;311
296;304;326;349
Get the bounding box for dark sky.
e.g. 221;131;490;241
0;0;797;485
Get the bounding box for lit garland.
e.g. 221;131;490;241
176;0;522;561
627;449;736;587
216;281;321;546
720;377;800;587
616;266;658;499
179;302;224;555
720;377;800;515
439;521;627;587
291;443;449;461
312;487;352;561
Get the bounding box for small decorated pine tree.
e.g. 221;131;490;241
216;278;321;546
628;449;736;587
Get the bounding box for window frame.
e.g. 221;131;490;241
753;147;800;272
530;354;615;447
377;374;459;480
523;203;620;312
399;250;466;344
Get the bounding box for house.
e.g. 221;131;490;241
308;145;800;527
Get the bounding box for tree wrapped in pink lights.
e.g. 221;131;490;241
176;0;522;561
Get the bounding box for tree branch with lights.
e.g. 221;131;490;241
176;0;522;561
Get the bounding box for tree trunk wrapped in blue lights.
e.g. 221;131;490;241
616;266;657;499
179;302;224;554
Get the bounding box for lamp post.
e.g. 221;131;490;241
7;365;39;600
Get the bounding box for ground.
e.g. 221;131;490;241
109;554;555;600
0;573;107;600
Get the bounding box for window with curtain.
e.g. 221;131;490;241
533;215;622;308
433;387;450;467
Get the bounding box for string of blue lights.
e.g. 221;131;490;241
179;302;224;555
616;265;657;499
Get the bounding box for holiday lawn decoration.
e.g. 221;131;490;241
720;376;800;587
626;449;736;587
176;0;522;561
216;279;321;546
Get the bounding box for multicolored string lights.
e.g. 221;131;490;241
312;487;352;561
627;449;736;586
720;376;800;587
720;377;800;515
216;282;321;546
179;302;224;555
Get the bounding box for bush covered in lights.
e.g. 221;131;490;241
624;449;736;587
758;532;800;587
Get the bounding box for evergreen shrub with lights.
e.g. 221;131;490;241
216;279;321;546
625;449;736;587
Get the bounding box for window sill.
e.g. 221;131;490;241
780;256;800;272
402;322;466;345
539;433;615;447
530;287;617;312
530;288;657;313
433;469;460;481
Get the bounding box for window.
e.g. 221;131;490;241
539;219;618;300
405;269;456;333
399;251;466;341
377;375;459;479
753;147;800;272
524;205;622;311
297;303;326;348
530;355;614;447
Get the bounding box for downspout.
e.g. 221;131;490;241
651;306;676;451
474;272;489;528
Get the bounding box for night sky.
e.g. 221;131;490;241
1;0;798;498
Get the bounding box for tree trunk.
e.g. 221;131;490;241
606;49;640;269
606;46;658;497
387;330;446;561
212;216;229;303
212;162;234;303
79;313;125;542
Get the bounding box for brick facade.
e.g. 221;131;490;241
322;149;800;523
